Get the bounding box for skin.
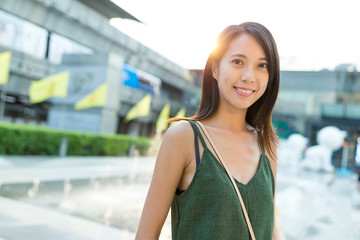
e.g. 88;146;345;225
136;33;278;240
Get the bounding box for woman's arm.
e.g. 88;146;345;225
135;121;193;240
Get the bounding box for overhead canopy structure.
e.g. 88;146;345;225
78;0;142;22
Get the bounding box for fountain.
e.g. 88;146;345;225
301;126;347;172
278;133;308;176
27;178;40;199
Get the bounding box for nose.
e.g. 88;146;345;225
241;66;255;83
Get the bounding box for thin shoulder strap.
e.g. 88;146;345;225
186;120;200;167
195;121;256;240
187;120;207;148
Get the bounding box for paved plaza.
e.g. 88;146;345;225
0;155;359;240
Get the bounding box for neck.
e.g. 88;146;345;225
206;105;249;133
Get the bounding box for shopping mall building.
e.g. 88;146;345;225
0;0;359;166
0;0;201;138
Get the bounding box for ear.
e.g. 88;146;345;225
212;61;219;80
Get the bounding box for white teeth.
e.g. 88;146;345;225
235;87;253;94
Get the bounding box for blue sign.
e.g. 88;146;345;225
122;64;139;89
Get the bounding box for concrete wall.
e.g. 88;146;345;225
48;53;122;134
0;0;194;91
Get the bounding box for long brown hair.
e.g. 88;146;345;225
170;22;280;159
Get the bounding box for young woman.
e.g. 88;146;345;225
136;22;280;240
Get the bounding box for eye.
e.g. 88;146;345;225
259;63;268;69
232;59;243;65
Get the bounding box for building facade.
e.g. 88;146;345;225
1;0;359;166
0;0;200;137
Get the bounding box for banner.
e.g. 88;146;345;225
170;107;186;125
29;71;69;103
175;107;186;118
125;94;151;122
74;83;108;110
0;51;11;85
156;103;170;132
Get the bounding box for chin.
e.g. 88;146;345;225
236;100;256;109
231;103;252;111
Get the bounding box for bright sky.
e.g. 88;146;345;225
110;0;360;71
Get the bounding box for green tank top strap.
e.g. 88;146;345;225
258;131;265;154
187;120;207;150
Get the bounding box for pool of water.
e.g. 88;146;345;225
0;157;172;239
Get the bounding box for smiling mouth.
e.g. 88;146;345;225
234;87;255;94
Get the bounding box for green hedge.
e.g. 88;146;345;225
0;122;150;156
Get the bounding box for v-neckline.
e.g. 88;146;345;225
203;148;264;187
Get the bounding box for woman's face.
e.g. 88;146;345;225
212;33;269;113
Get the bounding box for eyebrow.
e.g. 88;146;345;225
230;53;268;62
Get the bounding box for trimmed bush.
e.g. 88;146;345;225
0;122;150;156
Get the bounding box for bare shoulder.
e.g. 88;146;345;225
163;120;194;143
159;120;195;165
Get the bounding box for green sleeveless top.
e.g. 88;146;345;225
171;121;275;239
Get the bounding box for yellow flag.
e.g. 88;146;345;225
125;94;151;122
75;83;108;110
175;107;186;118
170;107;186;125
29;71;69;103
0;51;11;85
156;103;170;132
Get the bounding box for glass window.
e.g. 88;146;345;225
0;9;47;58
48;33;94;64
0;9;93;63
